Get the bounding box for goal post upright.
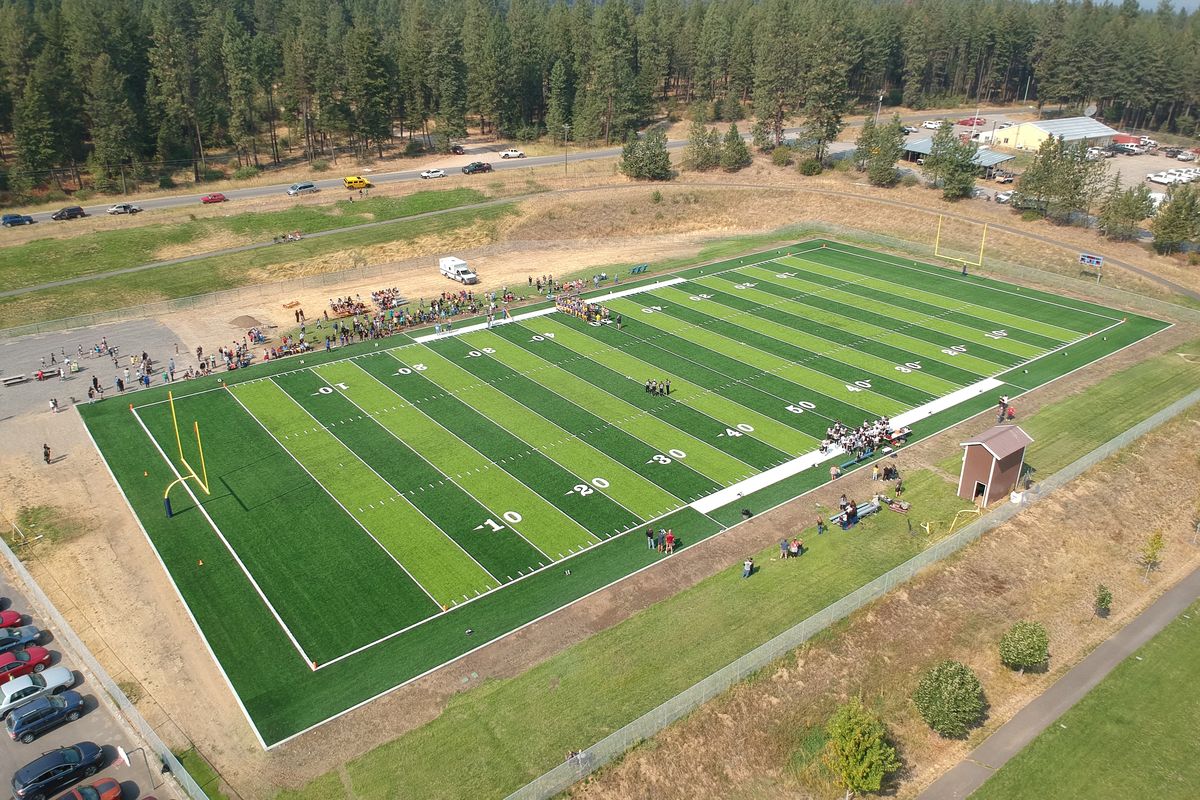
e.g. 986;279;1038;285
163;391;211;516
933;214;987;270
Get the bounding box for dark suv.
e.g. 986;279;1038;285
461;161;492;175
12;742;103;800
6;693;85;743
50;206;86;221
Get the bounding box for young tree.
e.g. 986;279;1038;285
1141;530;1166;572
683;120;721;171
867;115;905;187
1094;584;1113;618
751;119;773;152
1150;184;1200;254
1098;175;1155;241
620;129;671;180
720;123;752;171
801;45;851;161
824;698;901;797
999;621;1050;673
926;123;978;200
913;660;986;738
854;117;877;171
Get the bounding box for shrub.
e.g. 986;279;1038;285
650;190;663;204
771;146;794;167
158;176;176;189
198;167;225;182
43;188;68;202
913;660;986;738
999;621;1050;672
823;698;901;796
1020;209;1042;222
798;158;823;176
1094;584;1113;617
232;165;261;180
403;139;424;157
900;173;919;187
73;189;94;201
310;159;330;172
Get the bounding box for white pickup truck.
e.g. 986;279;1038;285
439;256;478;285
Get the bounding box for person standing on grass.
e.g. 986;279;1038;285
646;527;655;550
655;528;666;552
779;538;789;559
665;380;671;395
665;529;675;554
742;557;753;578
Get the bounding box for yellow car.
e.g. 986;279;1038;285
343;176;373;190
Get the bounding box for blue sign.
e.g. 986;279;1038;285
1079;253;1103;268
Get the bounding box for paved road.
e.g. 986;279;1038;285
0;571;176;800
20;106;1022;223
917;565;1200;799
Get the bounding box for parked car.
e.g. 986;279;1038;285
958;117;986;126
420;168;446;180
49;207;85;221
1177;151;1197;162
450;144;465;155
995;190;1014;204
1113;143;1141;155
498;148;525;159
997;121;1014;129
0;627;41;655
287;181;319;196
900;126;918;135
11;742;104;800
462;161;493;174
0;668;74;719
1162;147;1183;158
200;193;227;204
50;777;121;800
2;214;34;227
993;172;1014;184
1147;172;1178;185
921;120;943;129
6;693;85;744
971;187;990;199
105;203;141;215
342;176;372;190
0;648;50;685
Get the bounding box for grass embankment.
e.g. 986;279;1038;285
0;188;487;291
0;201;516;324
279;334;1196;800
971;599;1200;800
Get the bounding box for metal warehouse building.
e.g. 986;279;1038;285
901;137;1016;175
988;116;1119;151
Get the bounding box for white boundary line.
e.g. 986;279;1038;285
129;405;317;668
79;419;270;750
690;377;1005;514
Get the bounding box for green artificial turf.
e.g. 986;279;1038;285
78;239;1170;750
970;600;1200;800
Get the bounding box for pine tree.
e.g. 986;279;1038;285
223;18;259;166
720;123;751;171
85;53;138;186
854;117;877;171
11;69;58;189
1150;184;1200;254
620;129;671;180
344;26;394;157
683;120;720;170
867;114;904;187
801;29;852;161
545;60;571;143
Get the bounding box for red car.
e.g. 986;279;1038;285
201;193;228;204
0;647;50;684
0;610;22;628
958;117;986;126
53;777;122;800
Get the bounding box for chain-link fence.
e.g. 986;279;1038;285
505;385;1200;800
0;508;208;800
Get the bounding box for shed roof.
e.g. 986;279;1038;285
960;425;1033;460
902;138;1015;167
1023;117;1119;141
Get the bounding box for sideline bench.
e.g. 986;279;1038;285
629;263;649;275
37;368;61;381
829;500;882;524
2;374;28;387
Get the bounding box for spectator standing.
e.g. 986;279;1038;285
742;557;754;578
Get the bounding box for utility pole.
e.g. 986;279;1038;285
563;123;571;177
874;92;884;127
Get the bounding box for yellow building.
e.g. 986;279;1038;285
988;117;1118;151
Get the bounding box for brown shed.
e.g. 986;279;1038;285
957;425;1034;506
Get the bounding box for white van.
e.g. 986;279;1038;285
439;256;478;285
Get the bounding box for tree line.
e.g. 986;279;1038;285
3;0;1200;192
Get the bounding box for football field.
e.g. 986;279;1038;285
80;240;1170;746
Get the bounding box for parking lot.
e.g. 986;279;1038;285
0;570;175;800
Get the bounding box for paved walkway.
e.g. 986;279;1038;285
917;564;1200;799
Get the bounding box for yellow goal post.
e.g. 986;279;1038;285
163;391;210;516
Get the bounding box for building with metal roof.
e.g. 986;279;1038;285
901;137;1016;171
988;116;1118;150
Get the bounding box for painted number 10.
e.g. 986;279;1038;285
477;511;523;532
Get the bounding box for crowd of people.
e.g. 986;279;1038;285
329;296;369;316
644;379;671;396
820;417;907;459
370;287;405;310
554;295;612;324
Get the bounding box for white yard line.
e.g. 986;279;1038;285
690;377;1005;514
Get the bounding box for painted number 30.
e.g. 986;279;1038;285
648;449;687;464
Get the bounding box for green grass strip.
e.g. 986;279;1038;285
137;389;438;663
377;350;638;538
778;255;1076;347
806;244;1109;335
610;293;939;409
411;346;676;520
523;317;821;460
971;599;1200;800
230;379;496;605
646;285;962;395
685;275;1002;376
272;369;548;582
697;271;1024;368
425;333;711;508
486;324;798;469
317;359;600;559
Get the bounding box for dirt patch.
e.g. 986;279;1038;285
153;229;254;261
229;315;262;328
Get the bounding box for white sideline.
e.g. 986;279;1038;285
411;277;688;343
690;377;1005;514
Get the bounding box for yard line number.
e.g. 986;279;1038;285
689;293;713;301
465;347;496;358
785;401;816;414
845;380;872;392
895;361;923;373
313;382;349;395
732;282;757;290
567;477;611;496
720;423;756;437
648;449;687;464
940;344;968;356
984;330;1008;339
530;333;556;341
641;305;665;314
476;511;523;533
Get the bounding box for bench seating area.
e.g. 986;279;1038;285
2;374;27;387
829;500;882;524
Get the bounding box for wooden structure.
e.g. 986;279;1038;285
957;425;1033;506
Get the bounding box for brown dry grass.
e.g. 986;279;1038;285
153;229;253;261
566;406;1200;800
